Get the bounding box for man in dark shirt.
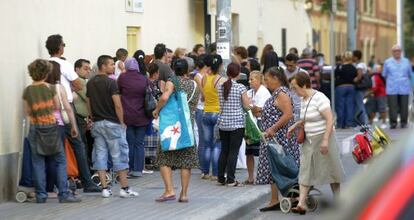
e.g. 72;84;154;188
86;55;139;198
152;43;173;93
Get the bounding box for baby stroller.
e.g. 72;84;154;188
64;139;81;194
264;137;320;213
15;137;36;203
352;111;391;164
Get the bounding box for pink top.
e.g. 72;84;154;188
54;110;64;126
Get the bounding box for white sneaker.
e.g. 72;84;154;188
102;188;112;198
120;188;139;198
380;123;387;130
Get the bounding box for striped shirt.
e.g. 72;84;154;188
297;58;320;89
218;80;247;131
300;91;331;137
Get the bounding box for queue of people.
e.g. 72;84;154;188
22;33;411;215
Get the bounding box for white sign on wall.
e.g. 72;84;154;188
216;42;230;60
126;0;144;13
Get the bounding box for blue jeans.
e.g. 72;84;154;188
195;109;205;172
91;120;129;172
335;85;356;128
354;90;368;125
28;125;69;201
126;125;147;174
202;112;221;176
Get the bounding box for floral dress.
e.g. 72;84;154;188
255;86;300;185
155;76;200;169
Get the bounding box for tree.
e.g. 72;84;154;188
404;0;414;58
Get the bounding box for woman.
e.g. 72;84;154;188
193;55;208;173
152;58;200;202
118;58;151;177
263;51;279;74
335;51;357;128
45;61;78;196
201;54;226;181
256;67;300;212
216;63;251;186
23;59;80;203
244;71;271;184
260;44;274;67
288;72;344;215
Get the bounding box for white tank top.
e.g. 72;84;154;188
114;60;123;79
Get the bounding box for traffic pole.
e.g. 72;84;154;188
216;0;232;75
330;0;337;113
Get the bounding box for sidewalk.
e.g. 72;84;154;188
0;169;270;220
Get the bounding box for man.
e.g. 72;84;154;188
86;55;139;198
297;48;321;90
353;50;370;125
74;59;92;166
45;34;101;193
284;53;308;80
284;53;308;121
382;45;412;129
152;43;173;92
247;45;258;61
166;48;173;66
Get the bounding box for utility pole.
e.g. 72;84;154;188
216;0;232;75
397;0;404;52
347;0;357;50
330;0;337;113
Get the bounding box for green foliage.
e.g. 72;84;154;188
320;0;343;14
405;0;414;58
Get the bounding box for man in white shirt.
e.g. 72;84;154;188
46;34;101;193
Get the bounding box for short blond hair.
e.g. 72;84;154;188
343;51;353;62
250;70;263;84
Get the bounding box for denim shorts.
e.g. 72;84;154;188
91;120;129;172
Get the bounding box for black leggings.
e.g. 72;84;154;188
218;128;245;184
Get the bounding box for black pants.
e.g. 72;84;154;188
387;95;409;126
218;128;245;184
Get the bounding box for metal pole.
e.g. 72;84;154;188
330;0;337;113
347;0;356;50
397;0;404;52
216;0;232;75
204;0;212;52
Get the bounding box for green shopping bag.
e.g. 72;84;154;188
244;109;262;145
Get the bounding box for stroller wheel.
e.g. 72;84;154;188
280;197;292;213
16;191;27;203
306;196;318;212
91;174;101;186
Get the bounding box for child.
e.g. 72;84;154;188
365;64;387;129
113;48;128;80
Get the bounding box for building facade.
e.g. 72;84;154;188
0;0;311;202
308;0;397;63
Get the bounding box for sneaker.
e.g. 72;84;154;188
102;188;112;198
380;123;387;130
128;171;143;177
83;184;102;193
120;187;139;198
201;174;210;180
143;169;154;174
209;176;218;181
59;194;81;203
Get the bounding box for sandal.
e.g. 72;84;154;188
227;181;244;187
243;180;255;185
155;194;176;202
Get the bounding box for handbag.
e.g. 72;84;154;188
144;79;157;118
35;124;62;156
355;73;372;90
244;109;262;145
159;77;196;151
56;85;70;124
297;92;316;144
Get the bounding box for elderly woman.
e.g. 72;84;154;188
288;72;344;215
152;58;200;203
256;67;300;212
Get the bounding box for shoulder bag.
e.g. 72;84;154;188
297;92;316;144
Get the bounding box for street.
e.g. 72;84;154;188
0;128;405;220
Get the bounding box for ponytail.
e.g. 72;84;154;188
223;79;232;101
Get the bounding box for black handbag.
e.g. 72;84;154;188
35;125;62;156
144;79;157;118
355;73;372;90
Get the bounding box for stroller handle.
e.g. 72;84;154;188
354;111;364;126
